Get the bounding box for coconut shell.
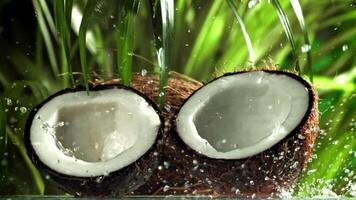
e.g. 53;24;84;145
24;84;165;196
125;70;319;197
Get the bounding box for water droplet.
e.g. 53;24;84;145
307;169;316;175
19;107;27;113
164;104;171;112
141;69;147;76
249;180;255;185
163;185;170;192
248;0;260;8
163;161;170;169
5;98;12;106
57;121;65;127
298;134;305;140
342;44;349;52
110;15;115;19
301;44;311;53
95;176;104;183
235;188;240;194
158;92;165;97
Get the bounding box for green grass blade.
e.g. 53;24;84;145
227;0;255;66
6;126;45;195
116;0;140;86
71;5;97;54
319;27;356;55
32;0;59;76
7;47;56;91
158;0;174;107
0;98;7;157
290;0;313;82
65;0;73;61
149;0;174;107
35;25;43;70
183;1;226;77
93;25;113;78
270;0;300;74
38;0;57;41
65;0;73;32
54;0;75;87
79;0;98;93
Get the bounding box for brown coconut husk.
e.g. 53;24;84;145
99;70;319;197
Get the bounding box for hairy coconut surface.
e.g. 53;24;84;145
113;70;318;197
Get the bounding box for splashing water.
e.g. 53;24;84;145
342;44;349;52
248;0;260;8
301;44;311;53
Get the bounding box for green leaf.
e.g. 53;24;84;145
227;0;255;66
32;0;59;76
54;0;75;87
38;0;57;41
149;0;174;107
0;98;7;157
79;0;98;93
270;0;300;74
93;25;113;78
116;0;141;86
290;0;313;82
6;126;45;195
183;1;226;78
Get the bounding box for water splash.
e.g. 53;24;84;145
301;44;311;53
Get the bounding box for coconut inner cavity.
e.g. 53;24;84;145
194;84;291;152
177;71;310;159
56;102;135;162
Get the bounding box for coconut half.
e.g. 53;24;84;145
177;71;312;159
170;70;318;196
25;84;162;196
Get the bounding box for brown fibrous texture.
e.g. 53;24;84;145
101;70;319;197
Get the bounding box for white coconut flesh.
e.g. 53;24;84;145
176;71;310;159
30;88;161;177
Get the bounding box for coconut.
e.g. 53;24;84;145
127;70;318;197
25;84;163;196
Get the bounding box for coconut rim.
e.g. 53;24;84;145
24;83;164;180
174;70;316;160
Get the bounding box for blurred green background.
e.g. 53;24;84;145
0;0;355;197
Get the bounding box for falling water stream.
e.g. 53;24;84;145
150;0;174;108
